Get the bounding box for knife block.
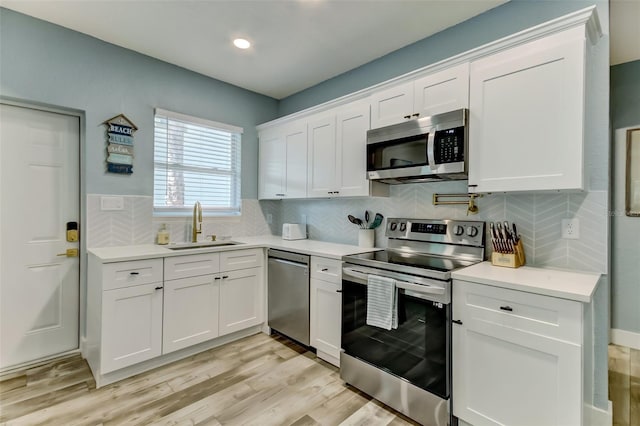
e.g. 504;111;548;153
491;239;526;268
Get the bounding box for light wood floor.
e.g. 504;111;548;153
1;336;638;426
609;344;640;426
0;333;418;426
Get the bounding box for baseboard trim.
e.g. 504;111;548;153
585;401;612;426
610;328;640;350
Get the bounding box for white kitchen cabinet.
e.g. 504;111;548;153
309;256;342;366
370;63;469;128
101;283;163;373
87;258;164;374
162;274;220;354
219;248;265;336
219;267;264;336
258;122;307;199
468;27;592;193
307;102;388;198
452;280;584;426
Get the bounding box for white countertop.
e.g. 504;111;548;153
87;235;380;263
452;261;601;303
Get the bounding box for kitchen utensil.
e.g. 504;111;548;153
365;210;371;227
348;215;361;228
512;223;519;243
369;213;384;229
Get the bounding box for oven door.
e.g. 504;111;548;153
341;265;451;399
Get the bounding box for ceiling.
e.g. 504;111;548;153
2;1;638;99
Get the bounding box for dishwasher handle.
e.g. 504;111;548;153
269;257;309;269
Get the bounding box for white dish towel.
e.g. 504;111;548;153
366;274;398;330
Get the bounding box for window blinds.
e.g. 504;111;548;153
153;109;242;216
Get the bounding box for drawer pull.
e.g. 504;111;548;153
130;272;140;275
155;286;163;290
452;319;463;325
222;275;229;279
214;277;221;280
500;305;513;312
336;289;342;293
321;268;329;272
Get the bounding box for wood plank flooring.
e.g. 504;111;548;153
0;333;418;426
1;335;638;425
609;344;640;426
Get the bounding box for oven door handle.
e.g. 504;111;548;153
342;267;445;296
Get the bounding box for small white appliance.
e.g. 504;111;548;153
282;223;306;240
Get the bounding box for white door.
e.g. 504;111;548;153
219;267;263;336
336;101;370;197
307;114;336;198
0;103;80;370
369;81;414;128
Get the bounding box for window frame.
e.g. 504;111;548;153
153;108;243;218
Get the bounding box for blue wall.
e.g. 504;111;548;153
279;0;601;116
0;7;279;199
610;60;640;335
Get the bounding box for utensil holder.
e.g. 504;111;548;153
358;229;375;248
491;240;526;268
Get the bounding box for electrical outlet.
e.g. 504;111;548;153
266;213;273;224
561;218;580;239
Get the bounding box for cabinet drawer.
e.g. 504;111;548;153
455;280;582;344
164;253;220;281
310;256;341;283
220;248;264;271
102;259;163;290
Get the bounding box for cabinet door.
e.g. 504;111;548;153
452;283;582;426
413;62;469;118
219;267;264;336
284;123;308;198
335;102;371;197
101;283;163;373
468;29;586;193
258;129;286;199
369;81;414;128
310;278;342;366
163;275;219;354
307;114;337;198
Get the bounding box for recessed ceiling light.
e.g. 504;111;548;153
233;38;251;49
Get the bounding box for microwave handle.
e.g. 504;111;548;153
427;131;437;170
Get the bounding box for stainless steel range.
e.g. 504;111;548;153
340;218;486;426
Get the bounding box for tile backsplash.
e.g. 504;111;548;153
86;194;280;248
87;183;608;275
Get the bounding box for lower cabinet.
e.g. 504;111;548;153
219;267;264;336
309;256;342;366
163;274;220;354
86;249;265;386
452;280;583;426
101;283;163;373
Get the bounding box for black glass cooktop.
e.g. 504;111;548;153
345;250;474;274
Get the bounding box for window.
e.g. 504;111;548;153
153;108;242;216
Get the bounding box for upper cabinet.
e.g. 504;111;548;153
468;26;596;193
258;122;307;200
307;101;388;198
369;63;469;128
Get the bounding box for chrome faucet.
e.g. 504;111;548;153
192;201;202;242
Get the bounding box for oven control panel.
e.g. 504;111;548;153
386;218;485;247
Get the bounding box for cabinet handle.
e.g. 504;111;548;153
130;272;140;275
155;286;163;290
336;289;342;293
452;319;463;325
222;275;229;279
499;306;513;312
276;193;285;197
321;268;329;272
334;191;339;194
412;113;420;118
214;277;221;280
328;191;333;194
403;115;411;120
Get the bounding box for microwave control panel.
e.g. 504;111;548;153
434;126;465;164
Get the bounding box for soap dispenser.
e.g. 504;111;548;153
157;224;170;245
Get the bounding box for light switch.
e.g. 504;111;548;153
101;196;124;211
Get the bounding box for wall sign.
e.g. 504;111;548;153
103;114;138;174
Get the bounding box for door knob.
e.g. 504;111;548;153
57;248;79;257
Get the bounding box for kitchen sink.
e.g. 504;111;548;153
166;241;242;250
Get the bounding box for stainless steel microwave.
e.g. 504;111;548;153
366;109;468;184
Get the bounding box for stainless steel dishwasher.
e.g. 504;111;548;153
267;249;310;346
